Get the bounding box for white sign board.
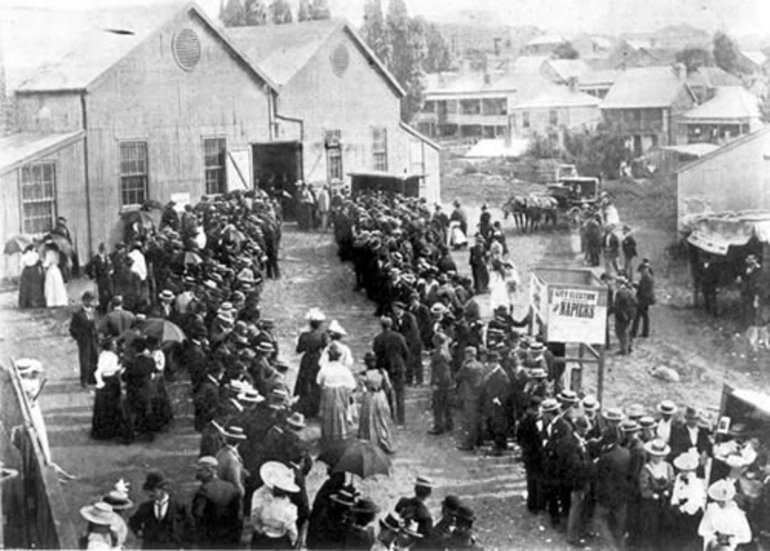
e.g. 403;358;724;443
170;192;191;211
547;286;607;344
227;149;252;191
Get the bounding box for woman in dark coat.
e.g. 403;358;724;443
122;338;156;443
638;439;676;550
91;338;124;440
18;245;45;308
294;309;329;417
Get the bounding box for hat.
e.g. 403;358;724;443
258;319;275;328
392;300;406;310
197;456;219;470
619;420;640;433
82;291;96;302
455;504;476;523
286;412;306;430
238;389;264;404
529;341;544;352
351;497;379;515
603;408;624;422
260;461;299;493
415;476;433;489
103;479;133;511
442;495;461;511
626;404;646;420
328;320;347;336
464;345;477;355
644;439;671;457
529;368;547;379
237;268;256;284
430;303;448;316
684;406;700;421
15;358;43;375
220;425;247;440
557;390;579;404
158;289;175;302
541;398;560;413
581;396;599;411
380;315;393;327
256;342;274;354
330;489;358;507
673;452;699;472
728;423;748;438
707;479;736;502
639;415;656;429
657;400;678;415
380;511;403;532
80;502;116;526
305;308;326;322
142;471;168;492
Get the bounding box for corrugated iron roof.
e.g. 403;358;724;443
687;67;742;90
741;50;767;67
683;86;761;121
510;85;599;109
602;65;690;109
545;59;590;81
0;131;85;175
677;126;770;174
512;55;550;75
526;33;564;47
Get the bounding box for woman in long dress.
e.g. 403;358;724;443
92;339;124;440
147;336;173;432
358;358;394;454
489;260;509;313
638;439;676;550
19;245;45;308
316;342;357;449
295;309;329;417
43;247;68;307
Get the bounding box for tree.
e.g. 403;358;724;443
297;0;311;21
553;41;579;60
562;122;630;178
309;0;331;20
386;0;410;84
361;0;391;67
421;19;452;73
713;32;743;76
270;0;293;24
675;47;714;73
401;17;427;122
221;0;247;26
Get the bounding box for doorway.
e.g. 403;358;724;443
252;141;303;220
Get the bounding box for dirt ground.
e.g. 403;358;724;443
0;171;768;550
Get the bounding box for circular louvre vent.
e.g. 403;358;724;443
330;43;350;77
172;28;201;72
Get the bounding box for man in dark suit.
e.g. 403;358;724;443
670;406;711;469
455;346;485;452
392;300;423;386
86;242;114;315
191;456;242;548
395;477;434;546
69;291;99;387
408;293;433;350
102;295;135;338
593;430;631;550
372;316;409;425
193;365;223;432
541;398;575;530
481;352;512;454
129;471;189;549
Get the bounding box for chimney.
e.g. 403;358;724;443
672;62;686;80
567;76;578;93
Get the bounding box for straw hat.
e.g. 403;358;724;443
305;308;326;322
328;320;347;336
581;396;600;412
626;404;645;420
707;480;736;502
259;461;299;493
15;358;43;375
286;412;306;430
603;408;624;422
379;511;403;532
644;439;671;457
219;425;247;440
415;476;433;489
529;368;548;379
657;400;678;415
80;502;116;526
158;289;175;302
673;452;699;472
540;398;560;413
557;390;579;404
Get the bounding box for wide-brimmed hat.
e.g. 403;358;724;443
639;415;656;429
401;519;423;539
238;389;264;404
707;479;736;502
657;400;678;415
256;342;274;354
380;511;403;532
603;408;624;422
158;289;175;302
328;320;347;336
351;497;379;515
219;425;247;440
80;502;116;526
529;341;544;352
260;461;299;493
330;489;358;507
142;471;168;492
286;412;306;430
644;439;671;457
415;476;433;489
620;420;640;433
673;452;699;472
197;455;219;470
103;490;133;511
529;368;548;379
305;308;326;322
15;358;43;375
541;398;560;413
626;404;645;420
557;390;579;404
581;396;599;412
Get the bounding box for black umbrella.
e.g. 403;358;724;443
317;438;391;479
4;235;34;255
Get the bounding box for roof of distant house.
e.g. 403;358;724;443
510;84;600;109
526;33;565;47
512;55;550;75
602;65;692;109
683;86;761;121
687;66;743;90
423;71;552;101
544;59;591;81
741;50;768;67
0;131;85;175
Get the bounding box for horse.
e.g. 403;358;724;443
502;196;529;233
524;195;558;232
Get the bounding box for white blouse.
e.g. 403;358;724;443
95;350;121;388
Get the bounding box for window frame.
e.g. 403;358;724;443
325;129;343;182
549;109;559;127
522;111;531;129
19;161;57;235
372;127;388;172
203;136;227;196
119;141;149;208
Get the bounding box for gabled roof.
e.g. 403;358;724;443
683;86;761;121
677;126;770;174
579;69;620;86
399;122;440;151
510;85;599;109
14;2;277;93
602;66;692;109
544;59;591;82
687;67;742;90
512;55;550;75
526;33;564;47
226;18;405;97
741;50;768;67
0;131;85;176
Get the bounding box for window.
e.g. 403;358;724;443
481;98;506;116
522;112;530;129
372;127;388;171
422;101;436;113
20;162;56;234
120;142;148;207
510;113;517;129
325;130;343;182
203;138;227;195
460;99;481;115
549;109;559;126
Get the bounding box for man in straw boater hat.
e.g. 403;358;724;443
395;476;434;544
655;399;680;445
101;479;133;549
79;501;119;549
593;421;631;551
455;345;485;452
698;479;752;550
540;397;573;531
153;289;175;320
128;470;188;549
215;424;248;499
372;511;404;551
620;419;645;547
249;461;300;548
191;456;242;548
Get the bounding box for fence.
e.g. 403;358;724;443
0;362;78;549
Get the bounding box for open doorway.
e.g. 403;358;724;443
252;141;303;220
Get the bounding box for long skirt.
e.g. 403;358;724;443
91;375;123;440
19;265;45;308
148;376;173;431
319;385;351;448
358;389;393;453
44;265;68;307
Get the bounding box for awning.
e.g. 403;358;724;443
659;143;720;158
686;210;770;254
0;131;84;175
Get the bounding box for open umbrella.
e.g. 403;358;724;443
136;318;186;343
121;210;155;230
4;235;34;255
40;233;74;257
183;251;203;266
317;438;391;479
141;199;163;211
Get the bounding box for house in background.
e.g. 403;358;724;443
601;64;697;156
686;67;743;103
540;59;591;85
520;33;565;56
679;86;763;145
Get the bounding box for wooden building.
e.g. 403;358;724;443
226;19;441;204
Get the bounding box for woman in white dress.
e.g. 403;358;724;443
489;260;519;314
43;247;68;307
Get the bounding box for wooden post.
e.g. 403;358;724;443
597;345;605;404
572;343;584;392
